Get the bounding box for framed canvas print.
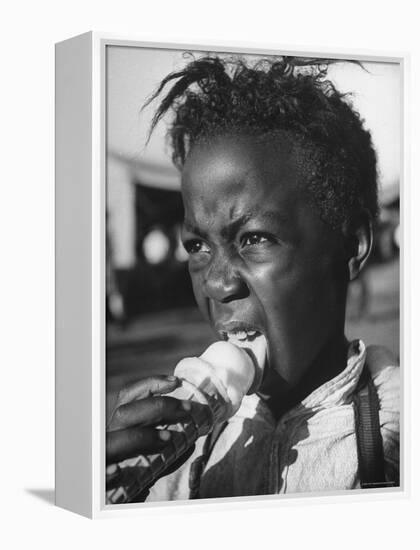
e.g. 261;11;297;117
55;32;407;518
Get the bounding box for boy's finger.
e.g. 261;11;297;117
108;396;192;431
116;375;180;406
106;426;173;465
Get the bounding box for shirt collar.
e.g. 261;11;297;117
298;339;366;410
235;340;366;422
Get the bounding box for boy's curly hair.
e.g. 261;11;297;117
145;55;378;231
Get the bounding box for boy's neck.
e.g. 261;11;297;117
261;333;349;420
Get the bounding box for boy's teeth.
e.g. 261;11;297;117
227;330;258;341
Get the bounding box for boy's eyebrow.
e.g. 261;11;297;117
182;219;207;238
183;211;290;239
183;214;252;239
224;211;291;232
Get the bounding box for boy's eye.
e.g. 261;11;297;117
241;233;272;247
183;239;211;255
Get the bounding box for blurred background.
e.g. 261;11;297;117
105;46;400;402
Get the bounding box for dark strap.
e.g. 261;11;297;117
189;421;228;499
353;365;392;488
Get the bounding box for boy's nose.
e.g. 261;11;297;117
203;254;248;303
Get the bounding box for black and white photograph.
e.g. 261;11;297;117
6;0;420;543
104;45;401;505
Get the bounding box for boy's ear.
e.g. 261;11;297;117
345;210;373;281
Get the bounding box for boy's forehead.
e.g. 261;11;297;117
181;134;305;212
183;133;298;172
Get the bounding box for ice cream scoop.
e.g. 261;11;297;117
173;340;258;422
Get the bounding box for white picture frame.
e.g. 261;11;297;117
55;31;408;518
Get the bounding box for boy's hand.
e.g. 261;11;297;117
106;375;192;465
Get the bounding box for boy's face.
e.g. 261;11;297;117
181;135;348;397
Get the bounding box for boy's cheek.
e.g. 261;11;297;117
190;274;211;319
